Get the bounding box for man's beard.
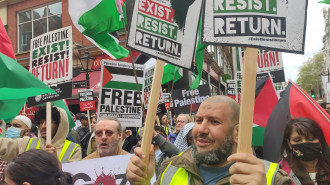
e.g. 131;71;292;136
191;132;234;166
97;142;118;157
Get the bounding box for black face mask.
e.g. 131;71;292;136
291;142;322;161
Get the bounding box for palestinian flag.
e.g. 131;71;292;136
0;18;55;123
68;0;129;59
263;81;330;162
102;61;144;91
252;76;278;146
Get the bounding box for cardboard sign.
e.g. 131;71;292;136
72;81;86;89
98;60;145;127
172;84;210;114
19;104;38;120
227;80;237;100
62;154;156;185
78;89;94;102
79;101;95;112
127;0;203;69
237;48;285;83
257;69;285;83
143;66;163;109
202;0;308;54
28;26;73;106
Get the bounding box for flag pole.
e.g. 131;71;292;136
1;120;6;138
189;90;194;119
46;102;52;145
189;60;197;119
87;110;91;132
267;70;279;99
120;18;146;119
156;115;160;126
166;73;176;127
237;47;258;154
141;59;165;177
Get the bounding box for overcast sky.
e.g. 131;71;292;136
283;1;329;82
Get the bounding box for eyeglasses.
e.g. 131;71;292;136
177;120;186;123
95;130;117;137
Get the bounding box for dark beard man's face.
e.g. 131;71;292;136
191;131;234;166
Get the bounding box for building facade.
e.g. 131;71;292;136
1;0;234;114
323;8;330;77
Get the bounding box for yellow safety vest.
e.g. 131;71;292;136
160;153;279;185
25;138;79;163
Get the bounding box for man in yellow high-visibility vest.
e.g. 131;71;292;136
126;95;291;185
0;106;81;163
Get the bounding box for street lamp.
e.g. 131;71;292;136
79;49;95;89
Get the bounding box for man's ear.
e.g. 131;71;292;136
23;182;31;185
233;124;239;143
118;130;123;139
25;128;31;136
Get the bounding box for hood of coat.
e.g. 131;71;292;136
38;106;69;148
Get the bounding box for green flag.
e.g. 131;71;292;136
69;0;129;59
162;64;183;85
0;18;55;123
0;53;56;123
190;13;207;90
319;0;330;4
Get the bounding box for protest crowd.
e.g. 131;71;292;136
0;93;329;185
1;0;330;185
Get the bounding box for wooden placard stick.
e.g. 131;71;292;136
141;59;165;164
46;102;52;145
87;110;91;132
121;18;146;119
156;115;160;126
237;48;258;154
1;120;6;138
189;90;194;119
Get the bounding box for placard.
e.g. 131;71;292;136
28;26;73;106
127;0;203;69
202;0;308;54
62;154;156;185
172;84;210;114
238;48;285;83
79;89;95;111
143;66;163;109
98;60;145;127
78;89;94;102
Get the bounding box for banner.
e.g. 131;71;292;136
98;60;145;127
172;84;210;114
202;0;307;54
28;26;73;106
127;0;203;69
79;89;95;111
62;154;156;185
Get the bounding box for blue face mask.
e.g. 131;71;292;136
5;127;22;139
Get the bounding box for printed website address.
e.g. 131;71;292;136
249;37;286;42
